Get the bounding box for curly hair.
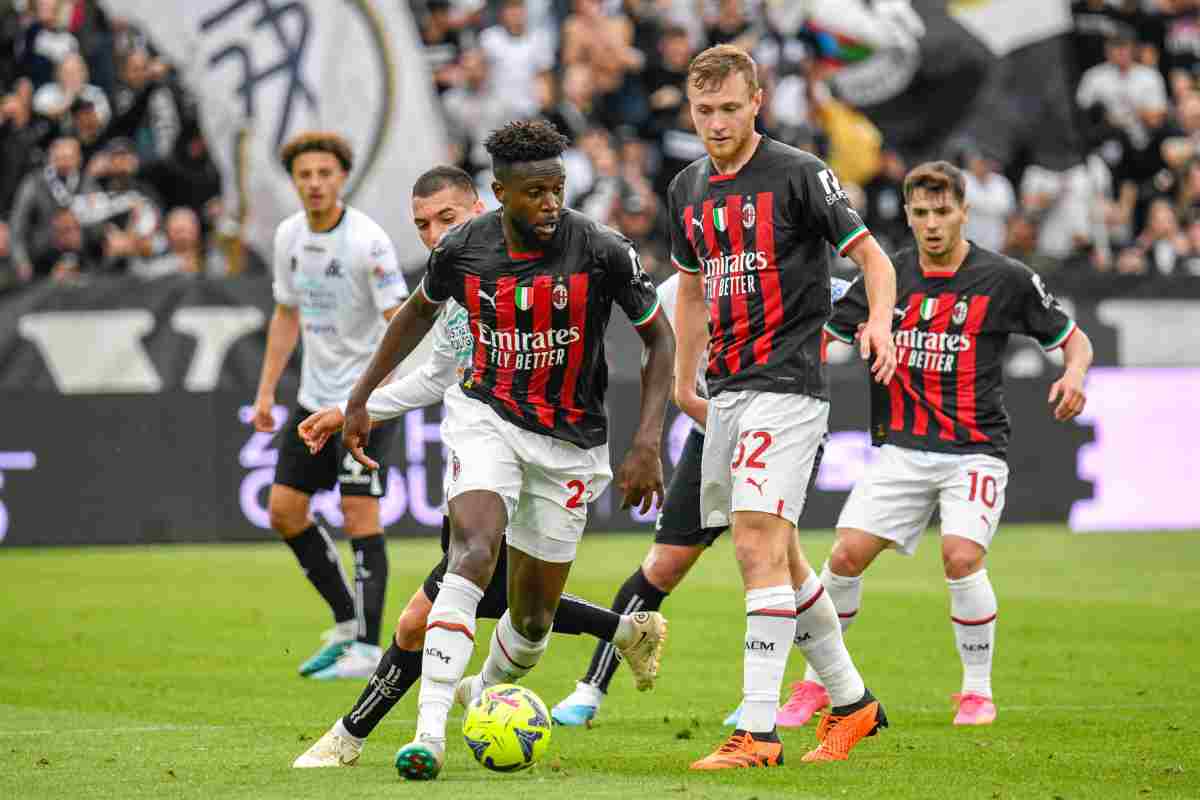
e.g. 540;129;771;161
279;131;354;174
484;120;569;176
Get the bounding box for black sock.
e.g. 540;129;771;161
553;592;621;639
351;534;388;645
285;525;355;624
580;567;669;693
342;642;422;739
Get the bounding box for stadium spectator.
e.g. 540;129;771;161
32;205;101;281
131;205;227;279
539;63;601;144
1133;194;1190;274
963;149;1017;252
0;77;48;213
108;46;180;163
419;0;473;96
75;136;163;271
643;23;693;135
477;0;555;119
1077;30;1170;152
862;148;909;255
15;0;79;88
441;48;515;175
9;133;88;277
561;0;646;127
31;50;107;127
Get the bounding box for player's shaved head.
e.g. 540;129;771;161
904;161;966;207
485;119;570;184
413;164;477;200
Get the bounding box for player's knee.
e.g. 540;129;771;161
828;542;868;578
268;504;308;536
942;548;983;580
447;533;500;586
341;501;380;535
642;550;695;593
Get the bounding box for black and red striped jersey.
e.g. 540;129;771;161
421;208;661;449
826;244;1077;460
667;136;870;401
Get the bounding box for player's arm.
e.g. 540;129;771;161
673;270;709;428
254;222;303;432
844;235;897;385
1049;326;1092;422
343;288;442;467
623;310;674;513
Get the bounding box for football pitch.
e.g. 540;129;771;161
3;526;1197;799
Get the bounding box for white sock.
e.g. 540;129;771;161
332;717;362;746
802;561;862;685
793;571;866;708
334;619;357;641
415;573;483;742
612;615;636;649
948;569;997;698
741;585;796;733
480;611;550;688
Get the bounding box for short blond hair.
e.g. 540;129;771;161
687;44;759;95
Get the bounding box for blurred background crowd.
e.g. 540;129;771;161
2;0;1200;292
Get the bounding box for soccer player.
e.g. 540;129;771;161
340;120;674;780
816;160;1092;726
252;132;407;680
291;165;667;769
670;45;898;769
551;276;854;729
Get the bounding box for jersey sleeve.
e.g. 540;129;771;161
666;176;701;275
822;276;870;344
1006;265;1077;351
271;220;298;306
419;241;453;304
362;230;408;312
598;231;661;329
791;158;871;257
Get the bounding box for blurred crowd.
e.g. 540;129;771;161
2;0;1200;293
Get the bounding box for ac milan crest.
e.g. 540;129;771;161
952;299;969;326
552;282;568;311
451;453;461;482
742;201;756;229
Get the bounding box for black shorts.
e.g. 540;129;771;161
423;517;510;619
654;427;726;548
274;404;398;497
653;426;827;547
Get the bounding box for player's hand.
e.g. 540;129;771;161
616;442;665;515
252;395;277;432
342;404;379;470
298;407;345;454
1048;368;1087;422
860;318;897;385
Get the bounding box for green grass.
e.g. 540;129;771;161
2;526;1198;799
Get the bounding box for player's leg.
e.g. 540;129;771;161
556;427;713;724
938;454;1008;726
293;584;432;768
271;405;358;675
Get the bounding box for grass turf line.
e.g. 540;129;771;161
1;526;1197;799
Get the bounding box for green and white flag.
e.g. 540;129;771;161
713;207;727;233
920;297;937;321
515;286;534;311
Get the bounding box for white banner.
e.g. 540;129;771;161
106;0;446;268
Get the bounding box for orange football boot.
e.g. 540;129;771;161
690;730;784;770
802;690;888;762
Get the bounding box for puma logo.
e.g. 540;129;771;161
691;216;705;233
478;288;497;308
745;476;767;495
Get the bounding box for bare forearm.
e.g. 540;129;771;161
856;238;897;325
634;316;674;448
256;306;299;399
673;274;709;404
347;293;438;410
1062;328;1093;376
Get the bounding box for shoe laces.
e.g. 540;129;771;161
717;732;755;754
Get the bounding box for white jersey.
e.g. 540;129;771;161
272;206;408;410
359;299;472;421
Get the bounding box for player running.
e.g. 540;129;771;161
341;121;675;780
551;276;853;729
291;165;667;769
671;45;898;769
810;160;1092;727
251;132;406;680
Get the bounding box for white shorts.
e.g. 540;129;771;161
837;444;1009;556
701;390;829;528
441;385;612;563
